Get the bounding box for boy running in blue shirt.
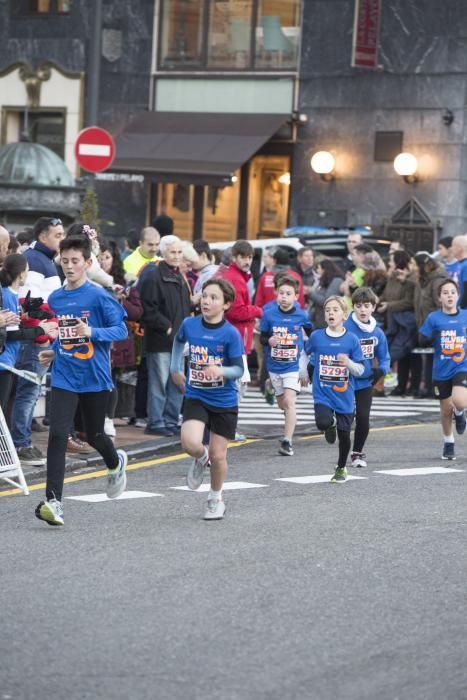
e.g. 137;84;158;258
345;287;390;468
260;274;312;456
35;235;129;526
170;279;244;520
419;279;467;460
305;295;365;482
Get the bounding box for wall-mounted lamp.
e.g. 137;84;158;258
442;109;454;126
393;152;419;183
278;172;291;185
311;151;336;181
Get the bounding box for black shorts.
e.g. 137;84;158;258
314;403;354;433
183;398;238;440
433;372;467;400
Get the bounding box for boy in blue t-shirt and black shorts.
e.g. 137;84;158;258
260;274;312;456
170;279;244;520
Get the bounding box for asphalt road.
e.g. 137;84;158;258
1;421;467;700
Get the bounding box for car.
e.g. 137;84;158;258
283;226;393;263
210;231;392;282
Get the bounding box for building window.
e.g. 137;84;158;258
159;0;205;69
3;111;66;159
158;0;301;71
374;131;403;162
255;0;300;69
14;0;71;14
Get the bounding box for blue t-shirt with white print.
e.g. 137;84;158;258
260;302;312;374
176;315;244;408
305;328;364;414
48;281;127;393
419;309;467;381
345;313;390;390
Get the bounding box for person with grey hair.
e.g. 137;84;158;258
139;234;191;435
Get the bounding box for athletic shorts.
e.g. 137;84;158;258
183;398;238;440
269;371;300;396
433;372;467;400
314;403;354;433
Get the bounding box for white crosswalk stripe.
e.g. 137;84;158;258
238;387;439;426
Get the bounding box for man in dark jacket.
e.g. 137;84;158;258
139;235;191;436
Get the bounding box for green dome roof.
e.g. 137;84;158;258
0;141;74;187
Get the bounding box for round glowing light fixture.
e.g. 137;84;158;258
278;172;291;185
393;152;419;183
310;151;336;181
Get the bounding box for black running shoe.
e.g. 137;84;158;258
278;438;294;456
324;418;337;444
454;411;466;435
442;442;456;460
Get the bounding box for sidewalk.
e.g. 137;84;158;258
19;418;183;484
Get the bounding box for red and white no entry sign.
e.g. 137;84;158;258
74;127;115;173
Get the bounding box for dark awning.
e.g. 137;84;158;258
111;112;289;187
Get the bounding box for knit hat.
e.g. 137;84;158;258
151;214;174;237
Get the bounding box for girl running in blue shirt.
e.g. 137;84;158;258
305;295;365;482
419;279;467;460
170;279;244;520
35;235;129;526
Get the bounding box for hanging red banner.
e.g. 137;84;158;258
351;0;382;68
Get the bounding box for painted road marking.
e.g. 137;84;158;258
66;490;164;502
374;467;464;476
275;474;367;484
170;481;268;492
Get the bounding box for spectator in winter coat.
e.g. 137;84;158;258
139;235;191;436
217;240;262;355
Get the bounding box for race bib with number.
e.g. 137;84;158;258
58;316;88;346
189;362;224;389
360;337;376;359
319;357;349;383
271;343;298;363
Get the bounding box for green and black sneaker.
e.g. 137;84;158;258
324;417;337;444
330;466;347;483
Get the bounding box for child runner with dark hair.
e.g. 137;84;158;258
170;278;244;520
305;295;365;482
260;273;312;456
345;287;390;468
419;278;467;460
35;235;129;526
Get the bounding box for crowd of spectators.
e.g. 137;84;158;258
1;214;466;466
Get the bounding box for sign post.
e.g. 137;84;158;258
351;0;382;69
74;127;115;173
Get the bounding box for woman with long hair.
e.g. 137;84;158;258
308;258;344;328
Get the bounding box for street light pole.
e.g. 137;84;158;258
86;0;103;127
83;0;103;194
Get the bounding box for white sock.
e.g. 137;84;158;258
444;434;455;443
209;488;222;501
454;408;464;416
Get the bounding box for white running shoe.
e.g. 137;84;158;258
35;499;64;526
204;498;226;520
106;449;127;499
350;452;367;468
186;448;209;490
104;417;116;437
